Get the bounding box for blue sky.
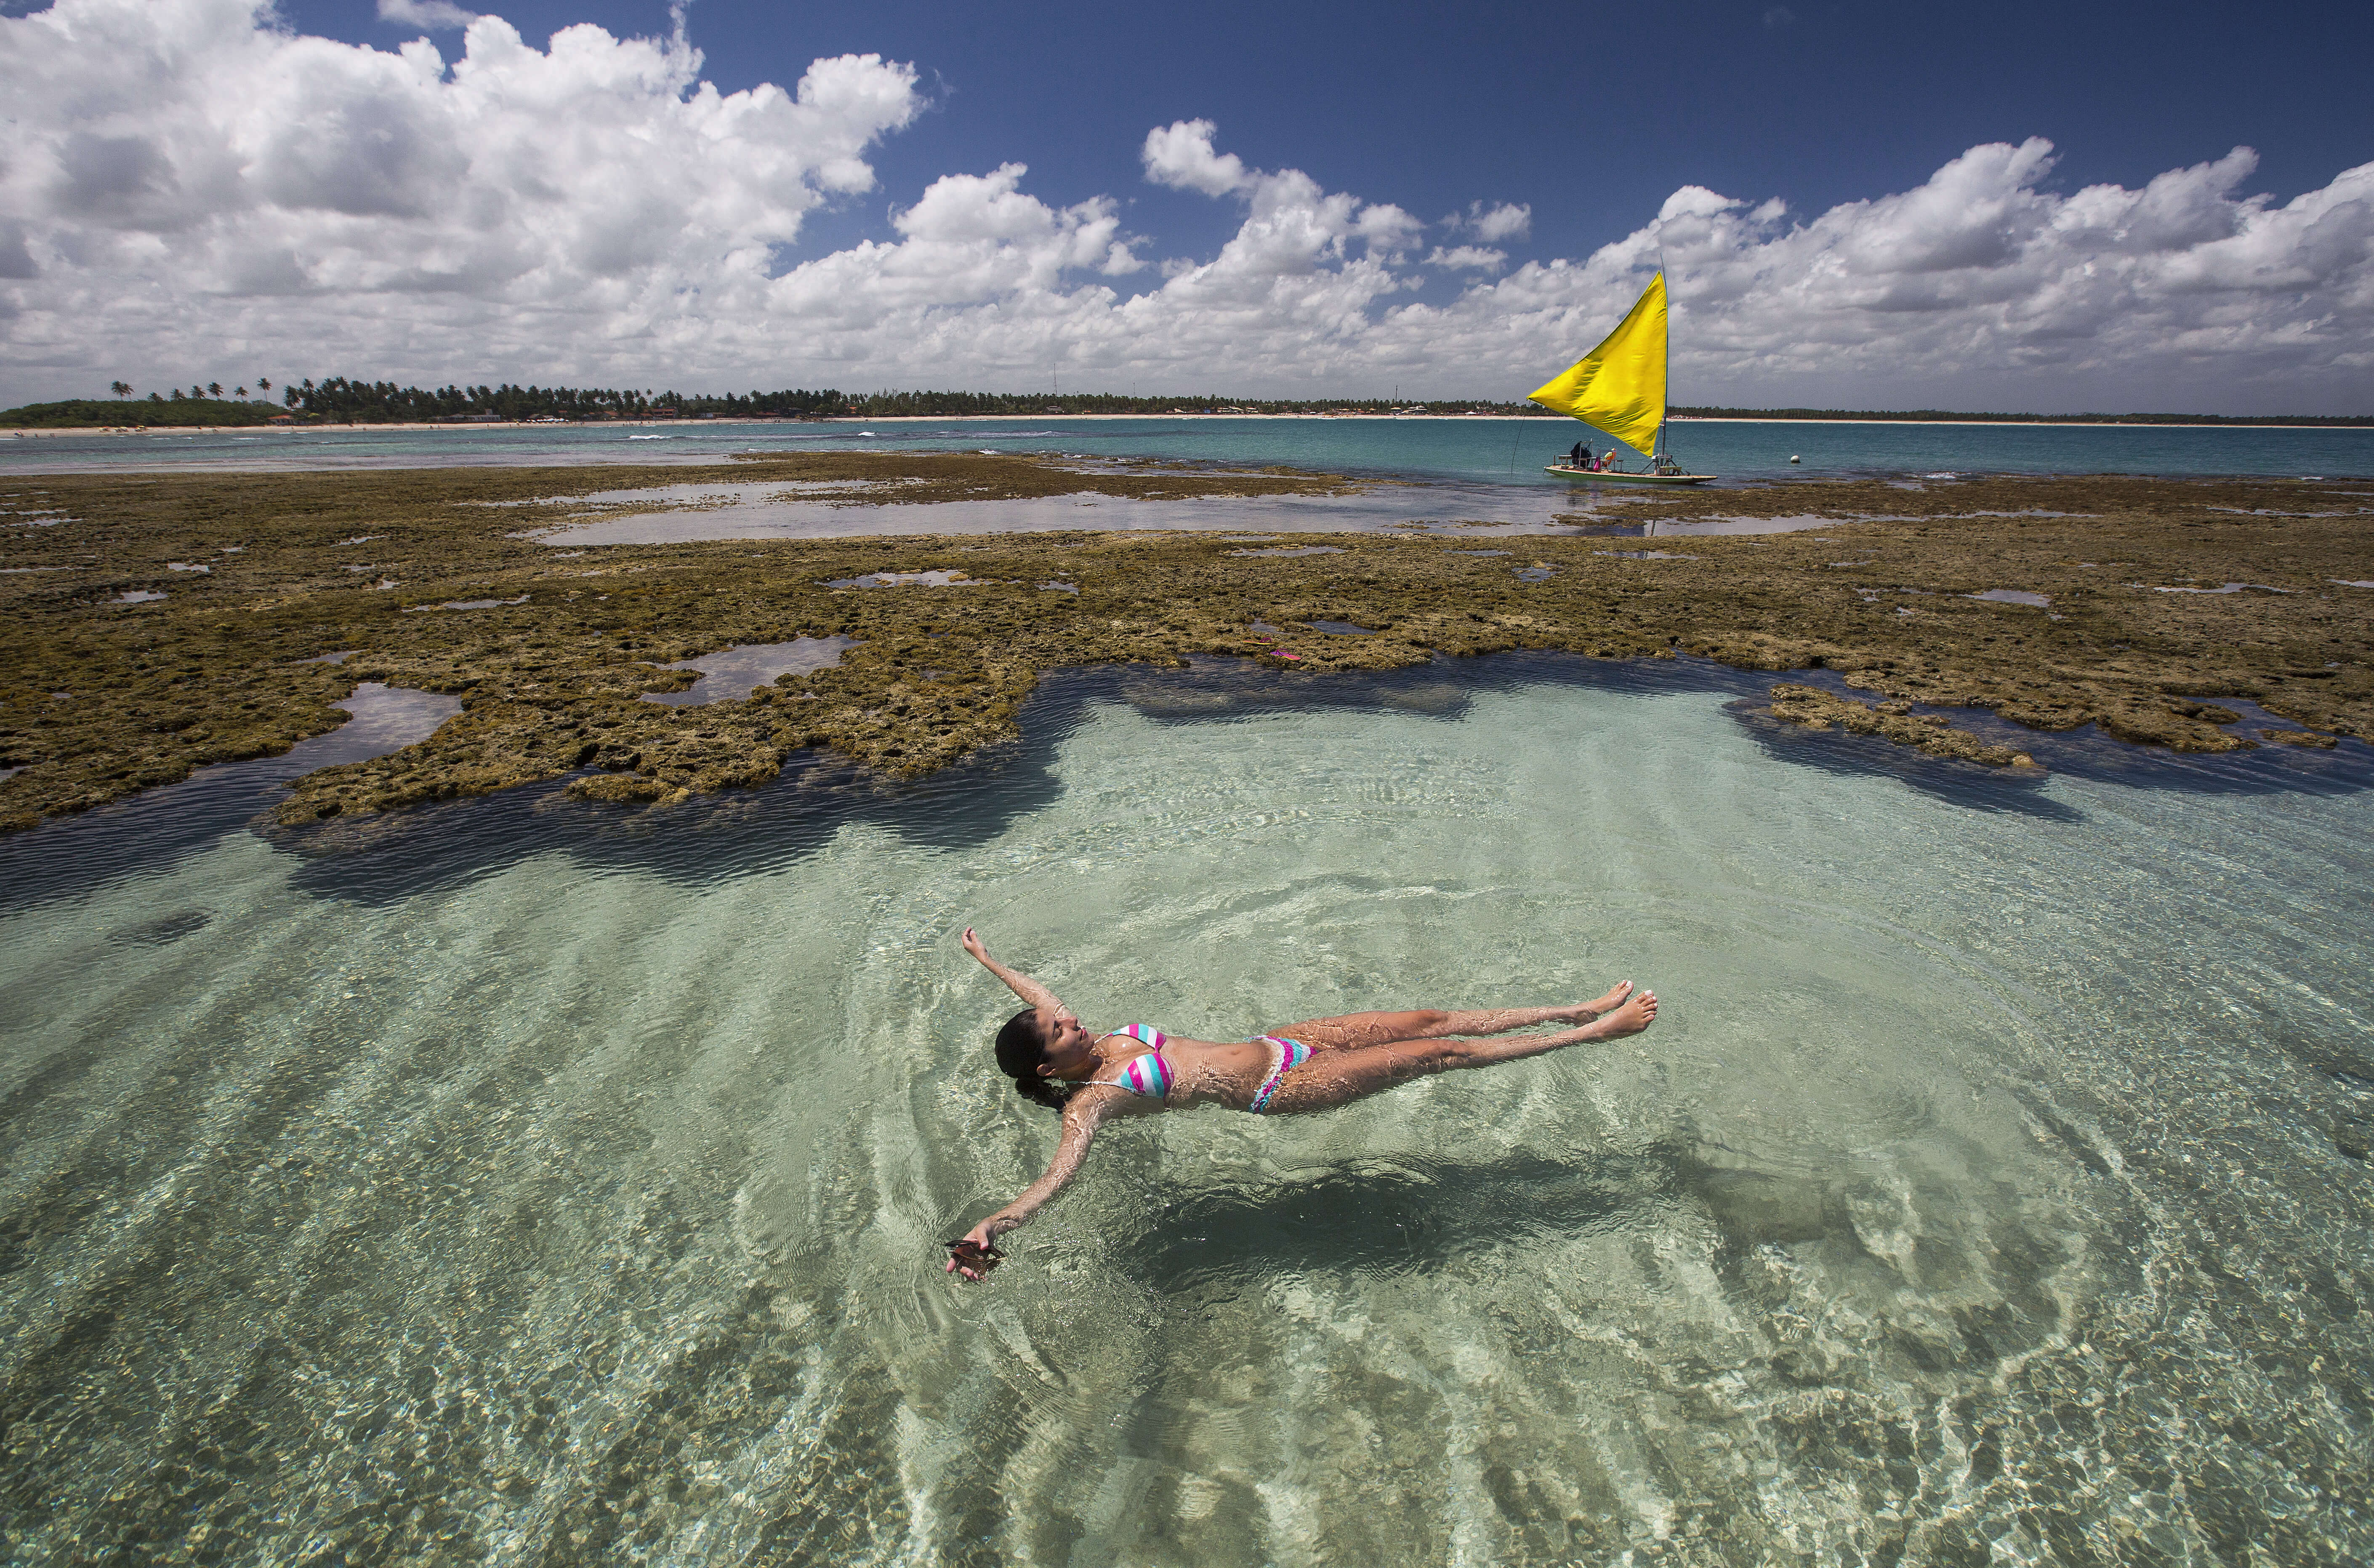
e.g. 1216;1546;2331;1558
282;0;2373;295
3;0;2370;409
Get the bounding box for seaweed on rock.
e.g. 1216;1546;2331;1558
2;460;2369;833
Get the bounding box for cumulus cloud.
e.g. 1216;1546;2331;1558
762;161;1142;336
1141;117;1419;257
1426;245;1507;272
1371;138;2373;410
1141;119;1254;197
1596;139;2374;408
751;123;1426;386
1459;201;1531;243
0;3;2369;412
0;0;919;391
377;0;479;30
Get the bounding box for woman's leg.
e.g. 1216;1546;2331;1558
1257;989;1656;1114
1268;982;1634;1053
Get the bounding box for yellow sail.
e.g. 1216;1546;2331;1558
1527;273;1667;456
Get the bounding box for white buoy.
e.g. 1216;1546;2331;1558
1789;454;1801;463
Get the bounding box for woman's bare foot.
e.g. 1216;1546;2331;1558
1587;988;1657;1039
1580;980;1634;1019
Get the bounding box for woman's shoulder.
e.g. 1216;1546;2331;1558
1063;1083;1152;1122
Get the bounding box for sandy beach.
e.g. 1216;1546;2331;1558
12;412;2364;438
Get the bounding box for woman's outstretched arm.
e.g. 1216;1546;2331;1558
961;927;1074;1022
949;1095;1112;1277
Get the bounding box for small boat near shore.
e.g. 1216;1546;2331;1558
1530;272;1716;485
1539;462;1714;485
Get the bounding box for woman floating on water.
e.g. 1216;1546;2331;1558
946;928;1658;1279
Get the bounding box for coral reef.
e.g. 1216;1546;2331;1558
1751;684;2038;767
2;457;2367;833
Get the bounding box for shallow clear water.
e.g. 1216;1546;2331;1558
1;656;2369;1566
532;480;1594;544
526;479;1876;546
641;637;861;708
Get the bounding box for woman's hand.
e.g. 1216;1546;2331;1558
962;928;1073;1019
947;1105;1100;1284
944;1220;1006;1281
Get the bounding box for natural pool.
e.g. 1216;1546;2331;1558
520;478;1905;545
1;655;2368;1565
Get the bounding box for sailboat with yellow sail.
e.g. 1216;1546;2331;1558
1530;272;1715;484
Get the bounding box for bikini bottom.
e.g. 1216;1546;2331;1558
1246;1035;1312;1114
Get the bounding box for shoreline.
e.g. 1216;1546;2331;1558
8;413;2371;436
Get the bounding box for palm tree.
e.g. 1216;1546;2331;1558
109;381;131;399
257;377;271;393
234;386;248;399
207;381;222;398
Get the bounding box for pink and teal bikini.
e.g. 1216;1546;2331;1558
1248;1035;1312;1113
1092;1024;1175;1099
1089;1024;1309;1114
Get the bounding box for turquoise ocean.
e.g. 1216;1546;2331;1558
7;413;2372;485
1;420;2371;1564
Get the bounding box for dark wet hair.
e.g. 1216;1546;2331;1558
995;1008;1078;1112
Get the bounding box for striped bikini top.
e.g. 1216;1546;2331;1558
1091;1024;1173;1099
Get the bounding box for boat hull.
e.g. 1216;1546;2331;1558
1544;465;1715;485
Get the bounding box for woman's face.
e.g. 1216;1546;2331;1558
1034;1006;1094;1076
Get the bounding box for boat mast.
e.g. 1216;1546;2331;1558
1654;249;1671;469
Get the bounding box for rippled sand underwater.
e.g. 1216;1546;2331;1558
2;655;2368;1566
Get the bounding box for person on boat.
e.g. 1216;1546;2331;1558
945;927;1660;1278
1568;439;1591;469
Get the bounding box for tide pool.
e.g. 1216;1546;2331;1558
1;655;2368;1564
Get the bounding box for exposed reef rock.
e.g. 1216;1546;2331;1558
1754;684;2037;768
2;458;2368;833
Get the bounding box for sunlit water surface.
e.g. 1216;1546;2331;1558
2;657;2369;1566
8;416;2373;486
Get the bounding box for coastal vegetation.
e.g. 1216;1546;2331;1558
5;381;2366;427
2;455;2366;835
277;378;738;423
0;396;285;428
0;382;1536;426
